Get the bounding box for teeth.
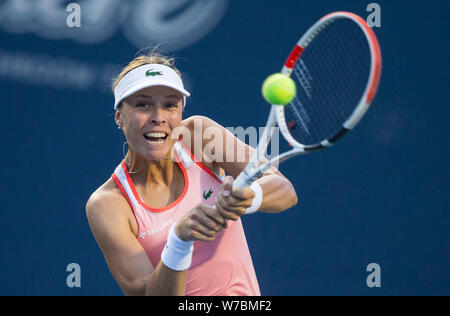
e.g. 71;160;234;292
144;132;168;144
147;139;165;144
145;132;168;138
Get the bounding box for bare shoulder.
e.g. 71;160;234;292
179;115;224;151
85;179;130;226
180;115;204;132
178;115;209;155
179;115;223;169
182;115;226;132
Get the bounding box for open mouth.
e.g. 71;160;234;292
143;132;169;144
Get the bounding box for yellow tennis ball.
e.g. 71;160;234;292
262;73;296;105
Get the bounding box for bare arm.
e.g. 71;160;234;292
86;190;226;296
185;115;298;213
86;192;187;296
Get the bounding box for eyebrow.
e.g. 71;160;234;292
166;95;182;99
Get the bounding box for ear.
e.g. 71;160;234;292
115;111;122;129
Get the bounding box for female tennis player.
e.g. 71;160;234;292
86;52;298;296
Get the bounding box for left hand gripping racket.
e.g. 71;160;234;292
234;11;382;189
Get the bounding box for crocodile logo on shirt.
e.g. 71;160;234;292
203;189;213;200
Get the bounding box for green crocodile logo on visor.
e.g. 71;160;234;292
146;69;163;77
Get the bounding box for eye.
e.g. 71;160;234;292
165;103;178;109
136;103;150;108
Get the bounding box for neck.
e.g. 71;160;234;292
125;148;177;188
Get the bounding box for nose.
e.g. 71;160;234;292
149;105;167;125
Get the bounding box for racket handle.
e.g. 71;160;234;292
233;168;263;190
233;172;251;189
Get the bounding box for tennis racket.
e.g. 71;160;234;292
233;11;382;189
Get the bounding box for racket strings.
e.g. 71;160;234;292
307;25;367;137
285;19;371;146
303;25;361;130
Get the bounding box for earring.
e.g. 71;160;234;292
117;122;122;130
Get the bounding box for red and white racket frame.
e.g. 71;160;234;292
234;12;382;189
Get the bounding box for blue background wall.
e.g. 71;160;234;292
0;0;448;295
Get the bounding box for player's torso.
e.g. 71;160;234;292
133;158;223;268
112;139;260;296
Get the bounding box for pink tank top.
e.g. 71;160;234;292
112;139;261;296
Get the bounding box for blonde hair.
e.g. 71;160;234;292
112;50;182;108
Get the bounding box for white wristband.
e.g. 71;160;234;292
161;224;194;271
245;182;263;215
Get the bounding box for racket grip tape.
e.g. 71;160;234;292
233;169;263;189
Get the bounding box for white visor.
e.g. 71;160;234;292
114;64;190;109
